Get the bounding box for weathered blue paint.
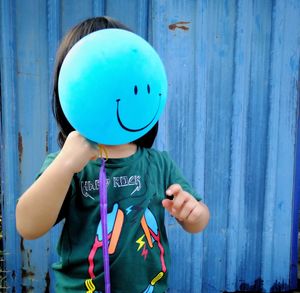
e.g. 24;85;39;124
1;0;300;292
0;0;22;291
261;1;299;291
46;2;61;293
291;72;300;289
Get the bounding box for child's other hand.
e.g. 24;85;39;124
162;184;210;233
162;184;200;222
57;131;99;174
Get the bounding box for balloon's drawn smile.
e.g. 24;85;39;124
116;96;161;132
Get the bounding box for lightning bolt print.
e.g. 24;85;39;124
136;234;146;251
141;244;149;260
126;205;133;215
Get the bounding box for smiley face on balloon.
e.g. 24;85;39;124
58;29;168;145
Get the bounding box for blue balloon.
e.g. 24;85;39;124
58;29;168;145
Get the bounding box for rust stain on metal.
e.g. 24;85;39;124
18;132;23;166
169;21;191;31
21;269;35;278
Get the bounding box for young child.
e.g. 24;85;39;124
16;16;210;293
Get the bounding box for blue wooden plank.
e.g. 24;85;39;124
61;0;94;36
92;0;105;16
14;0;52;291
46;1;61;292
151;1;203;292
262;0;300;291
150;0;169;153
106;0;143;33
225;0;252;290
46;0;60;154
236;0;273;289
291;84;300;289
198;1;236;292
0;0;22;291
136;0;149;39
191;1;209;292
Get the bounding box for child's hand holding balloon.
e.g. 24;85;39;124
57;131;99;174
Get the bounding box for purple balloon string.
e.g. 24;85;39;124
99;159;111;293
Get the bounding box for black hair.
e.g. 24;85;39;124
52;16;158;148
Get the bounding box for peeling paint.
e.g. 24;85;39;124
168;21;190;31
45;131;48;152
239;278;264;291
21;269;34;279
224;278;291;292
270;280;290;292
45;271;50;292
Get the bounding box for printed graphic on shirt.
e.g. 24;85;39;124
138;208;167;293
81;175;141;200
87;203;124;279
85;203;167;292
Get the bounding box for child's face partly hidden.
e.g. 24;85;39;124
59;29;168;145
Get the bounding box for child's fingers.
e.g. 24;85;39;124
186;203;202;223
166;184;182;197
171;193;187;213
176;200;197;221
162;199;173;213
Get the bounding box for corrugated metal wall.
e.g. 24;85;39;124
1;0;300;292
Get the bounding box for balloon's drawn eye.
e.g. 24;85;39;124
147;84;151;94
134;85;138;95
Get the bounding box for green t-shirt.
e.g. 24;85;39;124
39;147;200;293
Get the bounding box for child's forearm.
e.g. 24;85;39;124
179;201;210;233
16;131;99;240
16;154;74;240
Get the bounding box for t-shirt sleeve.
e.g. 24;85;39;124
162;151;202;201
35;152;74;224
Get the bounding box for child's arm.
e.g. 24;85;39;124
162;184;210;233
16;131;99;240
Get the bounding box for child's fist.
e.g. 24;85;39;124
58;131;99;174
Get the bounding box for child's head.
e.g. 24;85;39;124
53;16;158;148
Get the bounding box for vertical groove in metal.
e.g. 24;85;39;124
201;1;236;292
151;0;169;151
261;0;300;290
93;0;105;16
261;0;277;283
46;1;61;292
0;0;21;291
136;0;149;40
225;0;252;290
191;1;207;291
152;2;203;291
291;86;300;288
47;0;60;153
